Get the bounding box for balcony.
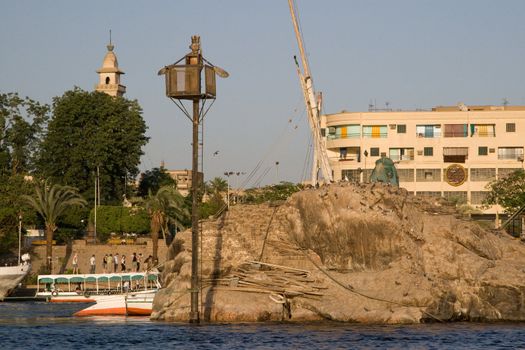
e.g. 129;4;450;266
471;124;495;137
389;148;414;161
443;124;468;138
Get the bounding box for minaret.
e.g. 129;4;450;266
95;32;126;97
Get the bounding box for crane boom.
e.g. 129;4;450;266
288;0;333;184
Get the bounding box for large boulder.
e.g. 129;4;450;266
151;183;525;323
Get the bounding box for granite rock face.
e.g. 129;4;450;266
151;183;525;323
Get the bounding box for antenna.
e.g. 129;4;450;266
109;29;112;45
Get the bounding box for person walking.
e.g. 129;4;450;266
102;254;108;273
137;253;142;272
106;254;113;273
72;253;79;274
89;254;96;274
121;255;126;272
132;253;137;272
114;253;119;273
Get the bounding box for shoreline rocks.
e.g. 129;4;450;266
152;183;525;323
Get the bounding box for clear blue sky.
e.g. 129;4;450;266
2;0;525;187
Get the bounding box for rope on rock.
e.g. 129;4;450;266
296;246;444;323
258;205;280;261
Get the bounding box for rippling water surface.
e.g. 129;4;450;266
0;302;523;349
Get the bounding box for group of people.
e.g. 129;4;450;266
72;252;156;274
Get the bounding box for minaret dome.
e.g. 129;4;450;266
95;36;126;97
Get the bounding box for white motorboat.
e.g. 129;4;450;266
74;289;157;316
0;254;31;300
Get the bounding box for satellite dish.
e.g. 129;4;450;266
213;66;229;78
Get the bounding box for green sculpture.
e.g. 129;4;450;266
369;155;399;186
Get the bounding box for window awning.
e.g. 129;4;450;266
443;147;468;156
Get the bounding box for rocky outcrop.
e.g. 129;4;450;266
152;183;525;323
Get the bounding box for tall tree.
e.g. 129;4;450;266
23;181;86;272
206;177;227;197
144;186;189;262
0;92;49;175
0;92;49;253
37;88;148;204
484;169;525;213
137;167;176;198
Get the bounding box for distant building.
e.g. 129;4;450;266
321;104;525;222
95;40;126;97
165;169;204;196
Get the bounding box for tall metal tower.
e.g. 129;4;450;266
158;36;228;323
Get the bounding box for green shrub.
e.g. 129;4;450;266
88;206;150;242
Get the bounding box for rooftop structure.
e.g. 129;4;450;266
95;38;126;97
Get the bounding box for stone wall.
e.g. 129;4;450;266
30;238;168;275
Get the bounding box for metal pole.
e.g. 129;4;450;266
226;175;230;209
18;214;22;265
94;170;97;244
190;98;200;323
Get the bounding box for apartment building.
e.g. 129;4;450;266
322;105;525;218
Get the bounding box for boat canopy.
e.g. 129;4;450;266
37;272;159;284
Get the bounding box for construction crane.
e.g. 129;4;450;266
288;0;333;185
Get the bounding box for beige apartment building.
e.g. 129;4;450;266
322;104;525;220
165;169;203;197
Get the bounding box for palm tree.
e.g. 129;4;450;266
144;186;189;262
206;177;227;197
23;181;86;273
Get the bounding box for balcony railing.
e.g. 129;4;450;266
389;155;414;161
498;153;523;160
327;133;361;140
443;132;468;137
362;132;387;138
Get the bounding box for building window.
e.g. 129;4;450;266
416;125;441;138
342;169;361;182
362;169;373;183
443;191;468;204
498;147;524;160
498;168;522;179
105;77;110;84
506;123;516;132
444;124;468;137
362;125;387;138
478;147;488;156
471;191;489;205
397;169;414;182
339;148;347;159
470;124;495;137
389;148;414;161
328;124;360;140
423;147;433;156
416;169;441;182
397;124;406;133
416;191;441;198
370;147;380;157
443;147;468;163
470;168;496;181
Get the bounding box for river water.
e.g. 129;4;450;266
0;302;523;349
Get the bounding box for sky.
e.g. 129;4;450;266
2;0;525;188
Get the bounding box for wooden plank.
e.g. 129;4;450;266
247;260;310;274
